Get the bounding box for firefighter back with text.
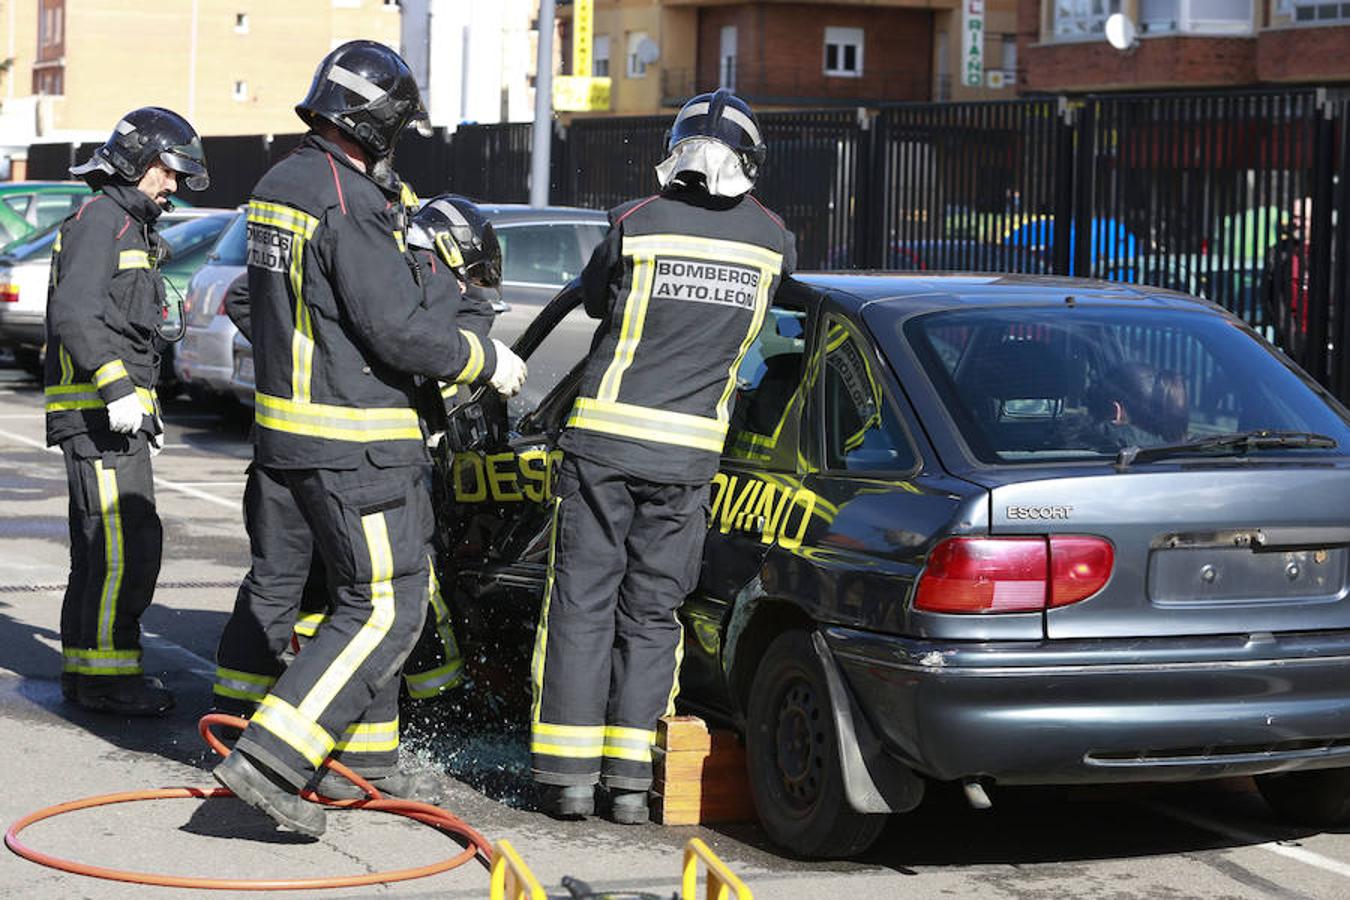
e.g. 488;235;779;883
531;89;796;823
47;107;209;716
211;41;526;836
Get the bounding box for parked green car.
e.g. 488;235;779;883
0;182;92;246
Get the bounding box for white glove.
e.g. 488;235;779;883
149;420;165;458
488;339;527;398
106;394;145;435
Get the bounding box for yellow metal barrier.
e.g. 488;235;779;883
489;840;546;900
489;835;750;899
682;838;753;900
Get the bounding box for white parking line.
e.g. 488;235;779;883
0;426;241;512
1153;803;1350;879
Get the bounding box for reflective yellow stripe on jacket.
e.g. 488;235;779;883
45;383;157;415
253;392;422;442
248;201;320;403
118;250;150;270
567;397;729;453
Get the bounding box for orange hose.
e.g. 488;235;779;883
4;714;495;891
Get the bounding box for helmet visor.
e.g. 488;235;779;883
160;149;209;191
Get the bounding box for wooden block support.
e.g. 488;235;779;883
652;715;757;826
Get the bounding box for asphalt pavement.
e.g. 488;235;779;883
2;358;1350;899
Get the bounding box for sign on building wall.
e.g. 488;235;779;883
573;0;594;77
962;0;984;89
553;75;612;111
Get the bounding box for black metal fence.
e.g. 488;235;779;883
26;88;1350;397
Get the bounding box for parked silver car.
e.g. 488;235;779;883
175;210;246;403
227;204;609;411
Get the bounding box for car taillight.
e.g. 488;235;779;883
914;536;1113;614
1048;536;1115;607
0;284;18;303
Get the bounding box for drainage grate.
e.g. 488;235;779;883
0;580;239;594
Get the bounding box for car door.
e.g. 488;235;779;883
434;283;585;706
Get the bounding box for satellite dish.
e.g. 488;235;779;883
636;37;661;66
1104;13;1139;52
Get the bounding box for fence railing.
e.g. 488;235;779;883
24;88;1350;399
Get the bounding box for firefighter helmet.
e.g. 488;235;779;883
666;88;766;184
70;107;209;191
295;40;430;159
409;195;502;290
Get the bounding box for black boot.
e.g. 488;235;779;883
539;784;595;819
76;675;175;717
607;789;650;825
312;768;447;804
61;673;79;702
213;751;326;837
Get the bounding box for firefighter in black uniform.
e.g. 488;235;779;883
211;41;526;836
531;89;796;823
47;107;209;716
212;195;501;724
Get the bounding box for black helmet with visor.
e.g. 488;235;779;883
408;195;501;290
666;88;766;183
296;40;431;160
70;107;209;191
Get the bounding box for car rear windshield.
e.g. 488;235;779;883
888;305;1350;464
209;212;248;266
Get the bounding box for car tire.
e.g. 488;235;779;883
745;629;887;859
1256;768;1350;827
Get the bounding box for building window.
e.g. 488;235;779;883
234;12;249;33
1138;0;1254;34
1291;0;1350;22
626;31;649;79
233;80;248;101
719;25;738;90
32;67;63;95
1052;0;1121;39
823;26;863;78
38;4;64;49
593;35;610;77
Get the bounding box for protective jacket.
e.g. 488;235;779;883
246;134;494;470
44;183;166;445
560;188;795;483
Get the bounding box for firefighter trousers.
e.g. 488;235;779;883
214;464;463;729
212;463;328;719
233;462;431;790
530;455;709;791
59;432;162;683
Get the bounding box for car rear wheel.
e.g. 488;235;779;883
745;629;887;859
1256;768;1350;827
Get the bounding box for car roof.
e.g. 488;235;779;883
475;204;608;225
795;272;1223;316
0;181;86;192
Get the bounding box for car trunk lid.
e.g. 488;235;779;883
982;464;1350;638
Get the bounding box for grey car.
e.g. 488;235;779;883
175;209;246;402
438;272;1350;858
226;204;609;410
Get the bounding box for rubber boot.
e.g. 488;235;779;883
312;768;447;804
61;673;79;702
76;674;175;717
540;784;596;819
607;789;650;825
213;751;326;837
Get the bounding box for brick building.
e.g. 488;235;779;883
1016;0;1350;93
560;0;1023;116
